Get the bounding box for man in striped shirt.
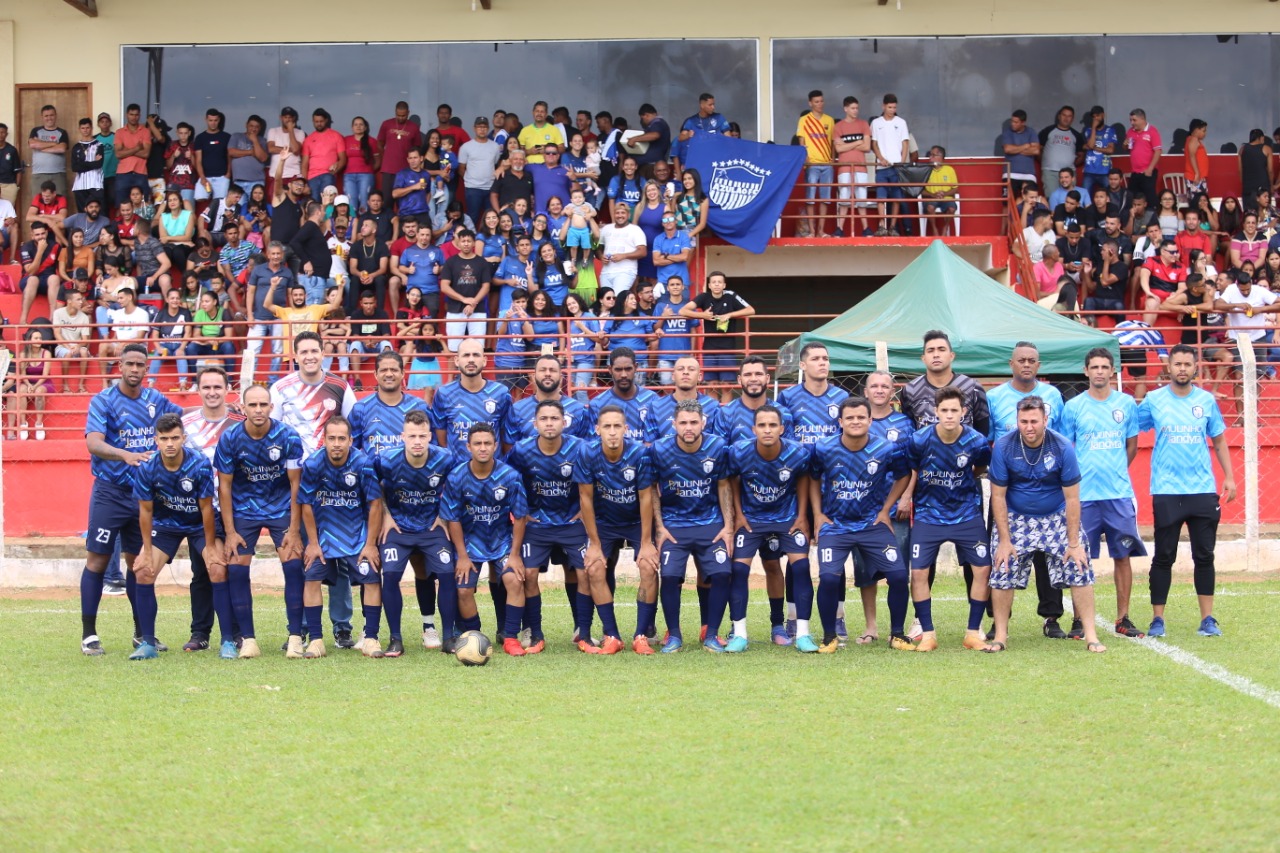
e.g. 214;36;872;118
1112;319;1168;402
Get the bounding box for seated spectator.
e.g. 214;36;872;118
1051;191;1083;238
1080;240;1129;325
1230;212;1267;270
184;288;237;372
1018;210;1053;265
131;219;173;301
319;285;352;379
1082;188;1115;231
1014;183;1049;229
347;289;393;388
1133;221;1165;265
100;285;152;369
18;220;62;325
148;288;193;391
26;181;69;246
58;227;95;286
1176;209;1213;259
921;146;957;237
1055;223;1090;282
1033;244;1064;303
1047;167;1077;211
1125;193;1156;238
1154;190;1182;239
1139;239;1187;324
52;289;92;393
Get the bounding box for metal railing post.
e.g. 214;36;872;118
1238;337;1260;573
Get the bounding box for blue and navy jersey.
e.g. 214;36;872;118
429;380;512;456
987;380;1065;443
507;435;591;526
652;393;725;439
607;316;658;357
869;410;914;448
721;398;794;445
493;315;529;371
1137;385;1226;496
1058;390;1140;502
349;392;429;456
376;445;458;533
213;420;305;520
578;439;654;529
651;433;731;528
777;383;844;446
297;448;382;557
133;450;215;534
654;297;699;353
589;387;661;445
673;111;728;163
85;386;184;487
907;425;991;526
729;438;812;525
503;395;592;446
989;429;1081;516
439;461;529;562
811;435;909;534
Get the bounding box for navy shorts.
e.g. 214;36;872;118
232;517;290;556
910;517;991;569
522;522;588;571
660;522;731;579
1081;498;1148;560
733;522;809;562
86;480;143;556
817;524;907;587
151;528;208;564
306;554;379;586
464;558;503;588
381;527;455;576
599;523;644;559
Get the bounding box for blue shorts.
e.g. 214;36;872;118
306;554;380;586
523;522;588;571
86;480;143;556
1081;498;1148;560
910;517;991;569
875;167;903;200
151;529;208;564
660;522;731;579
599;523;644;558
232;516;290;556
805;165;834;201
734;522;809;561
381;527;455;576
465;558;503;588
566;225;593;249
817;525;907;586
925;200;957;214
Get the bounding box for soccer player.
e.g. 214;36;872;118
1059;348;1148;637
508;400;598;653
180;365;245;652
1137;344;1235;638
987;396;1105;653
651;400;734;653
906;386;993;652
865;369;914;644
431;336;512;455
579;405;660;654
503;354;592;448
133;414;227;659
377;410;461;657
987;341;1071;639
727;405;812;652
299;416;386;658
439;424;529;656
589;347;661;445
216;383;305;659
807;396;913;653
651;356;726;438
899;330;990;434
80;343;183;657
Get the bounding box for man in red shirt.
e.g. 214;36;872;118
1125;108;1162;205
1139;240;1186;324
433;104;471;151
376;102;423;212
113;103;152;208
300;108;346;204
833;95;873;238
25;180;68;246
1175;208;1213;259
115;199;139;248
18;220;62;324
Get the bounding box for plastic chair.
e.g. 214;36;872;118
918;197;961;237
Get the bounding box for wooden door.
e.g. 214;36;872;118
15;83;93;216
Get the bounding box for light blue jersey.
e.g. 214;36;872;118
1137;385;1226;495
987;380;1065;444
1058;390;1140;501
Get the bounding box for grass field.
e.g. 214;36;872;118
4;576;1280;850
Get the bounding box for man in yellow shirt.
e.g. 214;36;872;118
796;90;836;238
517;101;564;165
268;281;332;363
922;146;959;237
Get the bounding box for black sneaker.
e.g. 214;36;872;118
441;636;457;655
1042;618;1067;640
1067;618;1085;640
134;635;169;652
984;626;996;642
644;623;657;640
182;635;210;652
385;637;405;658
334;629;356;649
1115;617;1146;638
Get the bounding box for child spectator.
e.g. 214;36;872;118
560;186;599;275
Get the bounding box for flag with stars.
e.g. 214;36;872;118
684;133;807;253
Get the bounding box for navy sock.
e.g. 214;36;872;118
211;580;234;643
915;597;934;632
462;613;482;633
126;570;139;636
362;602;382;640
80;568;104;638
575;590;594;639
791;558;814;620
635;599;657;639
525;594;543;639
228;564;256;639
135;583;158;644
838;571;847;603
415;574;435;625
565;581;578;622
696;582;709;626
503;594;523;637
968;598;988;631
435;574;459;638
769;595;785;627
817;575;841;638
660;576;683;640
305;604;324;640
729;562;751;622
706;574;730;638
490;578;507;634
887;576;910;634
785;562;794;604
382;571;404;639
597;601;620;639
281;558;304;635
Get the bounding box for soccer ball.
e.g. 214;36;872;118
454;631;493;666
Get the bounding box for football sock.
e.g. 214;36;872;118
229;564;256;639
732;618;747;639
503;596;523;637
126;570;139;636
785;563;794;605
80;568;104;639
635;600;658;639
417;574;437;625
887;576;910;634
706;574;730;638
838;571;847;606
915;597;934;632
382;571;404;639
565;580;578;620
597;602;620;640
790;558;814;620
524;594;543;640
729;561;751;622
660;576;683;640
769;596;785;627
281;558;304;636
435;574;459;639
816;575;840;638
304;604;324;640
796;618;810;638
135;583;158;645
489;577;507;633
211;580;234;644
575;590;594;639
696;583;709;626
968;598;988;631
361;602;382;640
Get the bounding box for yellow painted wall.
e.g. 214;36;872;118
3;1;1271;132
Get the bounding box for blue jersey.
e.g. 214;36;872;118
349;392;429;456
376;445;458;533
673;111;728;164
439;461;529;562
778;383;844;446
907;425;991;526
589;387;661;444
133;449;215;534
213;420;305;520
729;438;812;525
989;429;1081;516
538;268;570;306
507;435;591;526
1058;390;1140;501
810;435;909;534
987;380;1065;443
1137;385;1226;496
869;410;914;447
567;314;600;355
527;317;560;349
429;380;512;456
654;296;699;353
399;244;444;294
652;393;725;439
721;398;794;445
503;395;592;446
651;433;731;528
298;448;382;557
85;386;183;487
578;440;654;529
607;316;658;359
493;315;529;372
496;255;532;312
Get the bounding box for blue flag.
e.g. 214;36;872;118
683;134;807;254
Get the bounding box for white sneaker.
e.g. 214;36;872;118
907;618;924;642
422;626;441;649
238;637;262;659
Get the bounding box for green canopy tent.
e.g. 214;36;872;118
777;241;1120;377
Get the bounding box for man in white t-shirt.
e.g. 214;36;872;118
869;94;910;236
597;202;648;293
1020;210;1054;264
1215;270;1280;414
53;289;93;392
266;107;306;198
0;195;16;256
103;286;153;364
456;117;502;221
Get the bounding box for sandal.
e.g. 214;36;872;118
1086;641;1108;654
855;632;878;645
982;641;1007;653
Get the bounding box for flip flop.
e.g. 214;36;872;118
982;641;1007;653
855;632;878;645
1086;642;1108;654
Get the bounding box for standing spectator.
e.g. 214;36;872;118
227;115;269;197
797;90;836;238
1181;118;1210;197
432;103;471;153
573;110;597;145
834;96;873;238
653;276;697;384
869;94;910;236
1002;109;1041;198
489;149;534;215
527;144;573;217
1037;106;1083;198
1238;128;1273;202
630;180;666;282
606;156;644;221
1125;108;1162;205
680;271;754;403
300;109;346;203
597;202;647;294
194;109;231;203
242;241;293;384
289;201;333;306
270;175;307;249
375;102;422;208
113;104;152;208
652;211;692;292
266;107;305;201
144;114;171;205
674;93;728;174
0;122;21;209
439;229;492;351
397;222;445;315
630;104;672;169
1081;106;1117;196
94;112;117;212
28;105;69;201
673;168;708;244
342;116;381;214
392;148;431;221
347;217;391;315
164;122;197;205
71;118;106;212
518;101;564;165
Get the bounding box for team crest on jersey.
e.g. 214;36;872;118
956;453;970;469
323;398;337;411
794;532;806;547
866;459;879;475
975;542;988;559
428;474;441;488
1043;454;1056;471
438;549;452;564
639;406;649;420
484;399;497;414
702;458;715;474
180;477;194;493
714;547;728;564
560;463;574;478
1112;409;1124;423
564;414;573;428
146;403;157;419
827;405;839;419
766;535;780;553
883;546;899;563
343;472;357;487
1192;406;1204;419
622;466;636;482
268;445;282;462
493;486;507;501
886;428;900;442
779;468;792;482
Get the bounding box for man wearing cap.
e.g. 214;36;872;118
114;104;152;208
301;109;346;203
457;116;501;219
268;107;306;201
